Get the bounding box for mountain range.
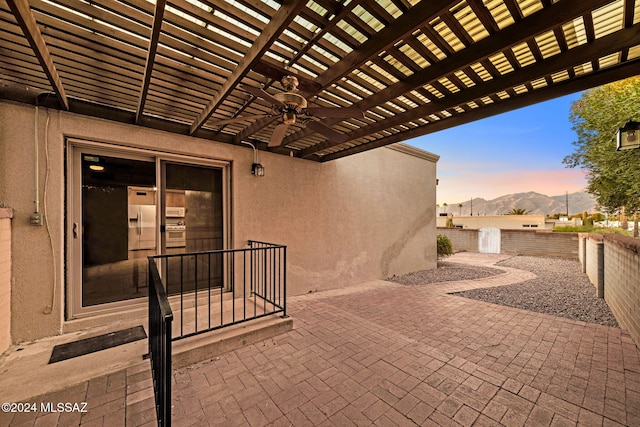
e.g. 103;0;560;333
439;191;597;216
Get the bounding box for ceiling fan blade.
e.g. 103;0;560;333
304;106;364;119
269;123;290;147
208;114;270;127
305;121;348;144
239;84;284;107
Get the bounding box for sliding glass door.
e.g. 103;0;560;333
162;162;224;295
68;142;227;318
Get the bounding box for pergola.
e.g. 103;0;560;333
1;0;639;161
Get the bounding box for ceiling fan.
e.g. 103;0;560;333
210;75;364;147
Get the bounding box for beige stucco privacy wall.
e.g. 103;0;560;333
0;208;12;355
0;101;438;344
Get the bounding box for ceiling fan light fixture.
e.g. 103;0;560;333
237;79;363;149
280;75;299;92
283;111;296;125
274;92;307;109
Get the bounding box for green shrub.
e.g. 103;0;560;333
437;234;453;259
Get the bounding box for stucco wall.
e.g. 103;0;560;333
1;103;66;341
0;208;12;355
0;101;438;343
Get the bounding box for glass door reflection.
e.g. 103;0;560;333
80;154;156;307
162;162;224;295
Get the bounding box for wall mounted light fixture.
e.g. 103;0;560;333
241;141;264;177
251;162;265;176
616;120;640;151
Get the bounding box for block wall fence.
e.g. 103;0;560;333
437;228;579;258
437;228;479;253
580;233;640;349
440;227;640;348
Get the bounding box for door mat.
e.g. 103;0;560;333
49;326;147;364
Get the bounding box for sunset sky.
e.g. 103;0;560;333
406;93;588;206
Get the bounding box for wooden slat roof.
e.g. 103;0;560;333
1;0;639;161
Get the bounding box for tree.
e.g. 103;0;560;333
507;208;529;215
563;76;640;236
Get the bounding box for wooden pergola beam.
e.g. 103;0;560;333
290;0;614;156
6;0;69;110
309;23;640;156
136;0;166;124
315;0;455;88
319;60;640;162
188;0;307;135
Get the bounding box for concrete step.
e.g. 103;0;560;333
172;314;293;369
0;312;292;403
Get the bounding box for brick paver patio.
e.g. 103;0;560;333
3;253;639;426
0;361;156;427
171;253;640;426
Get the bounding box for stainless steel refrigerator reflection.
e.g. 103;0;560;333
127;187;156;250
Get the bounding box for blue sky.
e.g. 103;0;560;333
406;93;588;206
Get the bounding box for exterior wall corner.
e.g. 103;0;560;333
0;208;13;355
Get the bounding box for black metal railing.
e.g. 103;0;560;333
248;240;287;317
149;241;287;340
147;258;173;427
147;241;286;426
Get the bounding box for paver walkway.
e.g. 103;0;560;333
3;253;640;426
0;361;156;427
171;253;640;426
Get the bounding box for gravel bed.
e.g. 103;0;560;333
452;256;619;327
388;256;619;327
387;261;504;285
